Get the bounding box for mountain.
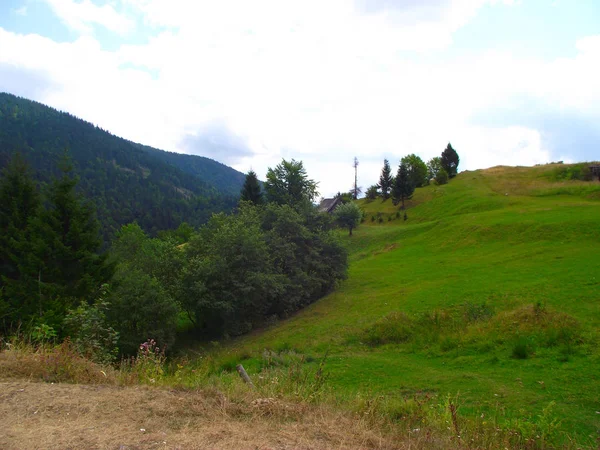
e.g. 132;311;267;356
0;92;247;239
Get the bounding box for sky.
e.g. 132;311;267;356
0;0;599;198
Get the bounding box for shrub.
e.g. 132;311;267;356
64;285;119;365
435;168;449;185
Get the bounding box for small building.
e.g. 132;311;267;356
318;197;342;214
589;165;600;181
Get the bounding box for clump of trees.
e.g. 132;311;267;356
1;154;348;358
368;143;460;205
0;154;111;335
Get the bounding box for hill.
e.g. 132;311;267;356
210;164;600;446
0;92;246;239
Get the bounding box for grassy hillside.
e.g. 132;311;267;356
209;164;600;446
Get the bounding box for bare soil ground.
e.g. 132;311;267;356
0;381;430;450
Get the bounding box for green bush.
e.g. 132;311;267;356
64;285;119;365
435;168;449;185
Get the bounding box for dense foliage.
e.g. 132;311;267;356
0;155;112;333
0;93;242;240
265;159;319;208
401;154;428;188
0;152;348;357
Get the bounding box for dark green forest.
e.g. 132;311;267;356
0;93;246;239
0;99;348;361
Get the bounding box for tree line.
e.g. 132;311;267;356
0;154;348;362
366;143;460;205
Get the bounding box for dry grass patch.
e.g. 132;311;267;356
0;381;451;449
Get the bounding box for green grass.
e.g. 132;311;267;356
190;163;600;446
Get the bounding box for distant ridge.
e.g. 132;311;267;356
0;92;247;239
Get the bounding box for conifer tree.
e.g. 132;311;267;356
441;143;460;178
392;161;415;209
240;170;263;205
36;156;110;314
379;159;393;200
0;154;41;327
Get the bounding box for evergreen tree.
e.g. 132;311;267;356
36;156;110;316
441;143;460;178
379;159;393;200
240;170;263;205
0;154;41;328
392;162;415;209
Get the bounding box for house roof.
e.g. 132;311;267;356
318;197;341;213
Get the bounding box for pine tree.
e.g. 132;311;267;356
441;143;460;178
240;170;263;205
379;159;393;200
392;162;415;209
0;154;41;328
36;156;110;315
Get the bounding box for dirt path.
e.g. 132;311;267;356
0;381;412;450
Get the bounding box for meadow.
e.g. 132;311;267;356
205;164;600;446
2;163;599;448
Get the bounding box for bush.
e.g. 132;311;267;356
64;285;119;365
435;168;449;185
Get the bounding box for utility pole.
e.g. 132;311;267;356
353;157;359;200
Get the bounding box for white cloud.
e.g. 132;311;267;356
43;0;135;35
0;2;598;197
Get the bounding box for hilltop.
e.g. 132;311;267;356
0;93;246;238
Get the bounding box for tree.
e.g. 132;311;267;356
240;170;263;205
334;202;363;236
36;156;110;316
392;161;415;209
441;143;460;178
108;266;179;356
379;159;393;200
0;154;41;328
265;159;319;207
427;156;443;181
177;205;278;336
401;154;428;188
365;185;379;201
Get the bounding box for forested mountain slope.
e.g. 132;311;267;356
0;92;245;238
